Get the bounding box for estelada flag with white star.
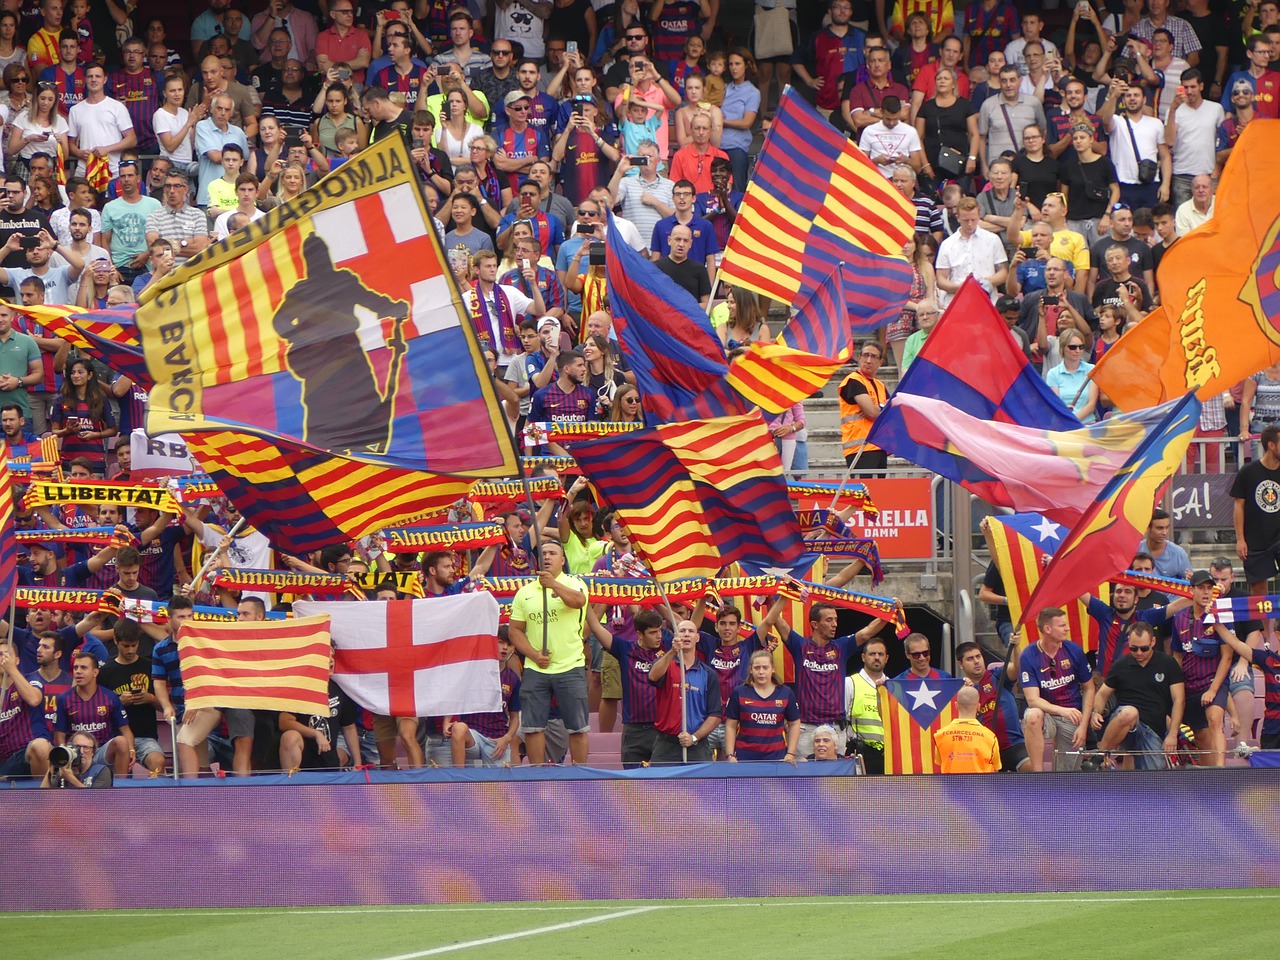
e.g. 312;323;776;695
879;676;965;775
296;593;502;719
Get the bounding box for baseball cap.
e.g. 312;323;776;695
536;315;561;333
75;637;110;667
29;539;64;558
503;89;532;108
1189;570;1214;587
996;295;1019;312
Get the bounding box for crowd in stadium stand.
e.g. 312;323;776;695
0;0;1278;785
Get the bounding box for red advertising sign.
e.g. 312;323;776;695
799;478;935;560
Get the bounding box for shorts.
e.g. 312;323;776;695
92;741;115;766
600;652;622;700
223;708;255;740
1000;741;1030;772
587;635;603;672
520;667;590;733
464;729;510;766
517;716;568;762
1120;718;1169;770
1261;731;1280;750
1243;543;1280;586
1228;674;1256;697
0;747;33;778
704;721;726;755
1182;684;1228;732
299;737;341;770
133;737;164;762
1039;713;1082;772
421;732;453;767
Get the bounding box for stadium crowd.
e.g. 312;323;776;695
0;0;1277;784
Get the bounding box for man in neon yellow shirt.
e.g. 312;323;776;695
509;539;589;765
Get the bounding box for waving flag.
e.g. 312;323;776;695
296;594;501;718
880;676;964;774
570;412;809;581
873;278;1080;432
1019;393;1201;624
874;393;1183;525
605;216;745;424
11;303;152;389
178;615;333;714
1091;123;1280;410
984;513;1104;652
185;432;469;556
717;89;915;308
0;443;16;610
137;134;517;477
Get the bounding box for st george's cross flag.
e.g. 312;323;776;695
296;593;502;718
879;676;964;774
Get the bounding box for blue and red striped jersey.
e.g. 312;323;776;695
724;683;798;760
783;629;861;725
54;685;129;746
606;636;662;725
26;668;71;728
1019;640;1092;711
0;681;49;763
697;631;758;712
975;665;1023;749
1250;648;1280;736
458;666;521;740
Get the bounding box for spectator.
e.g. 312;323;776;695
0;226;82;305
154;74;205;175
251;27;292;97
962;0;1019;70
1021;256;1096;356
668;111;727;193
437;89;486;161
315;1;372;83
195;97;249;210
465;249;540;366
262;60;319;130
1012;124;1058;210
1047;78;1107;161
1086;201;1154;296
553;94;619;206
51;356;115;473
914;67;977;186
792;0;865;122
278;661;362;771
213;173;265;240
585;605;665;767
1092;242;1152;316
250;0;318;69
0;12;25;78
37;30;84;116
1004;11;1058;76
362;86;414;144
648;618;720;764
1175;173;1214;235
188;54;259;140
1222;36;1280;118
507;539;589;766
603;23;653;98
433;8;492;82
500;236;566;323
0;633;52;780
1006;192;1091;292
1134;508;1192;581
1058;125;1118;247
1230;424;1280;593
96;617;166;775
719;48;759;192
611;54;680;157
25;0;63;75
101;159;161;285
495;90;550;196
649;178;716;283
845;45;908;134
860;94;923;179
724;648;800;762
891;164;942;239
654;222;710;307
838;340;888;471
935;196;1008;307
0;301;43;424
892;13;938;90
1100;78;1171;208
977;65;1046;178
955;640;1029;772
145;171;211;264
909;33;967;122
608;142;671;254
108;38;159;155
898;297;938;373
933;685;1000;773
66;63;135;180
1130;0;1201;65
54;647;133;778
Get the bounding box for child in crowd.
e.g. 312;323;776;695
617;97;663;165
205;143;245;218
704;49;727;106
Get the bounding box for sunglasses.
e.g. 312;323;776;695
1128;644;1153;653
507;104;530;112
1065;343;1086;351
492;49;513;55
9;76;27;83
908;650;931;659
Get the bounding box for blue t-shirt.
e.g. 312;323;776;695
650;214;719;262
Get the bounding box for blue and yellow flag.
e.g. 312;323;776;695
137;135;518;478
1019;392;1202;625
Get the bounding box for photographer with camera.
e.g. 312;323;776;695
1016;256;1097;355
41;730;112;787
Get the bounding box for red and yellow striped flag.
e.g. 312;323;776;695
178;614;333;714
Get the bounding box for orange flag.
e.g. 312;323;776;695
1091;122;1280;411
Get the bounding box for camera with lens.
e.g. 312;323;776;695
49;745;75;767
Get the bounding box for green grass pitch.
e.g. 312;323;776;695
7;890;1277;960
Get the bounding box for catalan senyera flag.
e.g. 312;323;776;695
0;442;17;609
178;614;333;714
185;431;469;556
984;513;1105;653
717;88;916;308
137;134;517;477
880;676;964;775
1090;122;1280;411
569;412;809;581
1019;392;1201;625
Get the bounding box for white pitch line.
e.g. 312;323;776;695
7;891;1280;920
369;906;660;960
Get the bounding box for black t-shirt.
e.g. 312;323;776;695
371;109;415;144
1058;153;1117;222
1012;153;1059;208
292;681;359;768
0;208;50;269
1089;235;1153;278
1104;650;1184;736
1230;457;1280;549
1092;276;1152;312
98;655;158;739
917;97;972;162
982;561;1011;626
656;256;710;302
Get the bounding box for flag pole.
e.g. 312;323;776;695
826;443;865;511
189;515;247;597
679;642;688;764
512;450;550;657
633;555;687;762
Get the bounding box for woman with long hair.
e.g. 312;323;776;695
550;91;619;204
721;48;760;192
53;358;117;476
1012;123;1058;210
593;0;642;66
275;162;307;204
0;11;25;81
609;382;643;423
26;174;60;215
7;80;67;178
583;333;625;415
719;285;771;350
885;232;936;369
436;89;485;161
313;83;366;158
250;114;288;187
892;12;938;89
914;65;978;188
724;649;800;762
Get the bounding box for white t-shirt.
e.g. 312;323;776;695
464;282;534;367
50;206;103;246
200;524;273;603
493;0;544;59
1107;111;1165;184
1169;99;1224;176
935;228;1009;307
1004;37;1059;76
1153;57;1191;121
859;120;923;178
214;206;265;240
153;106;193;165
616;175;674;253
67;96;135;176
11;108;67;160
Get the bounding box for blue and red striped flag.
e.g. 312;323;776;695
604;215;747;424
717;89;916;309
136;134;518;478
185;431;472;556
1019;392;1202;624
569;412;809;581
17;304;153;388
